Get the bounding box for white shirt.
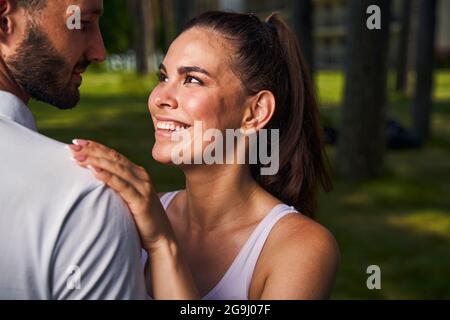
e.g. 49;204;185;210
0;90;147;299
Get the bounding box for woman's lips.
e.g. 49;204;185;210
155;120;192;138
156;120;190;132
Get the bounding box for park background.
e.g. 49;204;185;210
30;0;449;299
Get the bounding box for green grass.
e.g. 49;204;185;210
316;69;450;299
30;69;450;299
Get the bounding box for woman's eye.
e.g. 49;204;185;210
184;76;203;85
158;73;168;83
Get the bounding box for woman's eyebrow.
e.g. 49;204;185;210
178;66;211;77
178;66;212;77
159;64;212;78
159;64;167;73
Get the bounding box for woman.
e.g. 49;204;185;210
69;11;339;300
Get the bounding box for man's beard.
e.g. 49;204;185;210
6;22;89;110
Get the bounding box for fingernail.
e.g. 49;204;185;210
88;165;103;173
74;154;87;162
67;144;82;152
72;139;89;147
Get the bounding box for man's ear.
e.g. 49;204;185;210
241;90;276;133
0;0;15;38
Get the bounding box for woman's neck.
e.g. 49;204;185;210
182;164;260;233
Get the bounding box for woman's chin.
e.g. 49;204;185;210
152;144;184;166
152;147;171;164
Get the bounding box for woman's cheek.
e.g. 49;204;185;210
181;93;220;123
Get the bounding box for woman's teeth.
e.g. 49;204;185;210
156;121;190;132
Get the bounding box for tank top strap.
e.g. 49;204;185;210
203;203;298;300
159;190;181;210
237;204;298;293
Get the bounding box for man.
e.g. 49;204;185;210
0;0;147;299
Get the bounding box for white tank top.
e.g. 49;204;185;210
142;191;300;300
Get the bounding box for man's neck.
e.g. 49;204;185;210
0;59;30;105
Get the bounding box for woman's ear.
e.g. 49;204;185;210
241;90;276;133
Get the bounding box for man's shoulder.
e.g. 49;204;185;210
0;119;117;225
1;119;102;190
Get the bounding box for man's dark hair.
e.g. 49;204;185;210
17;0;47;10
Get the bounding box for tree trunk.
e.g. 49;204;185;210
154;0;168;52
395;0;412;92
412;0;437;142
173;0;195;35
336;0;391;179
291;0;314;73
129;0;155;74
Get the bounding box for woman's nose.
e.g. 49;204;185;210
154;87;178;109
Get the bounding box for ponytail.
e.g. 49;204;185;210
260;13;332;217
184;11;332;218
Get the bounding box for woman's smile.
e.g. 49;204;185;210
154;115;193;139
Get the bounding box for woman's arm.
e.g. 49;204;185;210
145;235;200;299
254;215;340;300
69;139;200;299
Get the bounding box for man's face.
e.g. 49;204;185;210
5;0;105;109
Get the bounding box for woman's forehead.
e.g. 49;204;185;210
163;28;234;74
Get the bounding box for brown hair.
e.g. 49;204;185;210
184;11;332;218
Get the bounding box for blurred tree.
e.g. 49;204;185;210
395;0;412;92
173;0;195;34
218;0;245;12
412;0;437;142
336;0;391;179
128;0;156;74
100;0;132;53
197;0;218;14
154;0;170;52
291;0;314;73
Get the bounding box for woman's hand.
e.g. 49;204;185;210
68;139;200;299
68;139;173;252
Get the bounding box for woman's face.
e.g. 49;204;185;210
149;27;246;165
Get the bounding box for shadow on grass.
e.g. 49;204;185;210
320;147;450;299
